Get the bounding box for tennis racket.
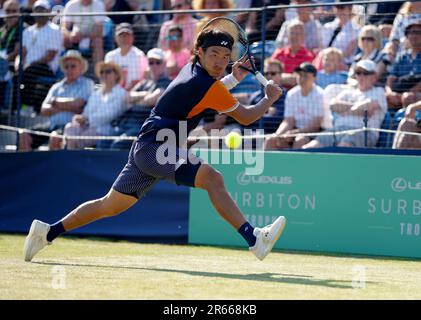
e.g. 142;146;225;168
201;17;269;87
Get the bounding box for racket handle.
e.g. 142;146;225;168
255;72;268;87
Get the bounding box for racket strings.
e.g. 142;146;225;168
202;18;249;63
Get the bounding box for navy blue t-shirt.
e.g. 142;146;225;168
138;63;239;146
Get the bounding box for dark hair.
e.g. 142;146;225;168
168;25;183;35
190;28;234;67
405;23;421;36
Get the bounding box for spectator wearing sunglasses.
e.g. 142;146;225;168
63;61;128;149
386;20;421;110
163;25;190;79
302;60;387;149
348;25;391;86
248;59;286;132
128;48;171;108
19;50;94;151
157;0;198;51
386;1;421;58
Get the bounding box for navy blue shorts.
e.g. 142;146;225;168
112;140;203;199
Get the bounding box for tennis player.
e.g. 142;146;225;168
24;28;286;262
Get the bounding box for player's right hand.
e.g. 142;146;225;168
265;80;282;102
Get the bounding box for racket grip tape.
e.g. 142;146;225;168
255;72;268;87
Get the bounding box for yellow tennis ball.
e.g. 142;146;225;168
225;131;242;149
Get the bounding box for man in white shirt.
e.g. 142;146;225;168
105;23;148;90
62;0;105;65
264;62;324;149
303;60;387;148
321;0;360;65
21;0;62;112
22;0;62;73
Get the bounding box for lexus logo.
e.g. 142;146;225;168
391;177;407;192
237;172;251;186
236;171;292;186
390;177;421;192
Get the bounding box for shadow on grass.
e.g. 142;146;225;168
33;261;375;289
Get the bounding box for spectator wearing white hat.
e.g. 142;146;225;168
19;50;94;151
127;48;171;107
105;23;148;90
303;60;387;148
111;48;172;149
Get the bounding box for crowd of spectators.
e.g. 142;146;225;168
0;0;420;150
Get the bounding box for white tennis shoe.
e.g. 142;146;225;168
250;216;286;261
23;220;51;262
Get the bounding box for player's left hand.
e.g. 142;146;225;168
232;57;253;82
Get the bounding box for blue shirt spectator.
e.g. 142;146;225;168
18;50;93;151
47;76;94;129
390;49;421;78
315;48;348;89
316;70;348;89
386;20;421;109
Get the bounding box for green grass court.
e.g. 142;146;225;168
1;234;421;300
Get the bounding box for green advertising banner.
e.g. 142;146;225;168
189;150;421;258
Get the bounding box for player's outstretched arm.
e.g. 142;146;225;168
226;81;282;126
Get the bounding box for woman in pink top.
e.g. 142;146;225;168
164;25;191;79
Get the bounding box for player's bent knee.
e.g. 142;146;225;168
195;164;224;191
209;169;224;189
